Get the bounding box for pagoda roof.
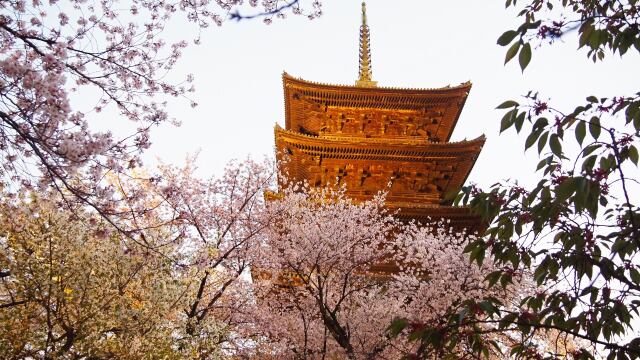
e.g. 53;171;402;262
275;125;485;157
282;72;472;142
275;125;484;204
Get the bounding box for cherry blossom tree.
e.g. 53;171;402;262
0;157;539;358
250;185;529;359
0;0;321;232
155;156;277;352
0;0;326;352
0;0;324;352
0;157;277;357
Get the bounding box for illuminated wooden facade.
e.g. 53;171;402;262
275;3;484;232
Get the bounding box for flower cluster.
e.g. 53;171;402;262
249;185;523;358
0;0;319;229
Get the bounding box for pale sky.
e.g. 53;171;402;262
132;0;640;188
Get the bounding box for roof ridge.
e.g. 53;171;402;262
283;72;472;93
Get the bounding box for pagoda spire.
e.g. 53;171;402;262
355;2;377;87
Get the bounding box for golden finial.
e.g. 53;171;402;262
355;1;377;87
361;1;367;25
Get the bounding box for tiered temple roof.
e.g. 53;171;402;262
274;2;484;232
283;73;472;143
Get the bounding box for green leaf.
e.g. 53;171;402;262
555;177;577;201
496;100;519;109
500;273;512;288
580;286;594;297
626;101;640;129
583;144;601;157
525;129;542;150
500;109;517;133
505;41;521;64
478;300;498;315
600;155;615;172
575;121;586;145
407;328;426;341
533;117;549;130
589;116;601;140
482;346;490;359
612;237;627;255
564;115;577;128
579;23;595;48
630;268;640;284
500;313;518;329
589;29;603;50
536;158;548;171
629;146;639;165
534;257;550;285
387;318;408;337
582;155;598;171
537;131;548;154
475;246;486;266
463;241;476;254
549;134;562;157
586;96;599;103
519;43;532;71
485;271;502;288
514;111;526;133
497;30;518;46
526;20;542;30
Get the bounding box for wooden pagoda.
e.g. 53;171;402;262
275;2;484;232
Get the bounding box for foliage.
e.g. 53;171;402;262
0;194;197;358
498;0;640;69
0;164;527;359
0;0;323;356
250;185;527;359
400;0;640;359
0;157;276;358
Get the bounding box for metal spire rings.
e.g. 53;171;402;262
355;2;378;87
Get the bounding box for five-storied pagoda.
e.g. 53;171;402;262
275;2;484;232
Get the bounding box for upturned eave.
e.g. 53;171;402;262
274;125;485;155
282;72;472;142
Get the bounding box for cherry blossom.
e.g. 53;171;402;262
249;184;527;359
0;0;320;232
0;157;277;357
